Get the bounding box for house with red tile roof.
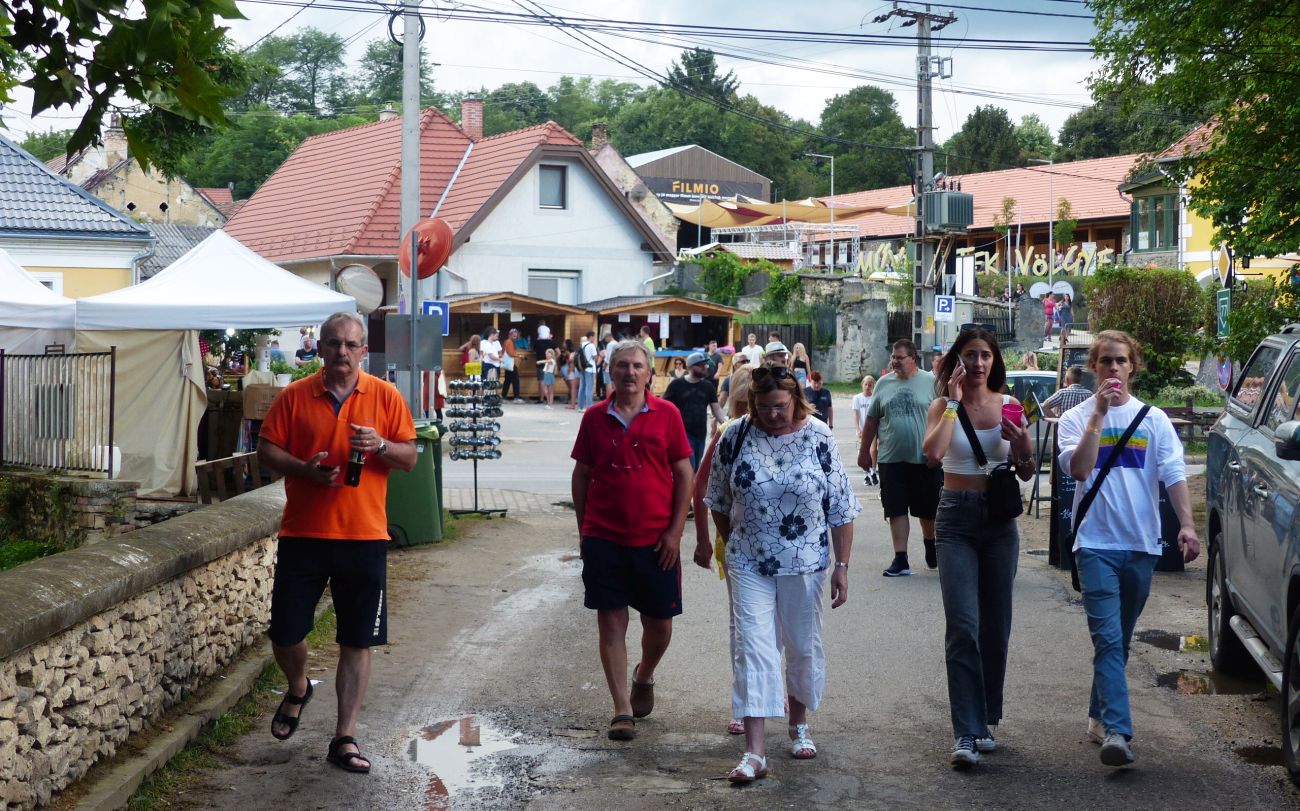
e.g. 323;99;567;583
808;154;1141;282
1123;120;1295;283
224;101;675;310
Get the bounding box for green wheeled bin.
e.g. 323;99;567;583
386;421;443;546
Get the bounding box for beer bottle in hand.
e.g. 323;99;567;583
345;449;365;487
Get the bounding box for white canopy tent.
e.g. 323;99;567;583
76;229;355;329
68;230;357;497
0;246;77;353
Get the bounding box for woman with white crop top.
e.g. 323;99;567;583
921;327;1035;771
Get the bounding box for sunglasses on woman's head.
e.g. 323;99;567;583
751;367;793;382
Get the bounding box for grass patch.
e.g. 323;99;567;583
0;539;58;572
126;609;337;810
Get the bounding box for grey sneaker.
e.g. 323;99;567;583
975;725;997;753
950;736;980;769
1087;717;1105;745
1100;732;1134;766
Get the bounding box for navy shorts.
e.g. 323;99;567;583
581;536;682;619
879;462;944;520
269;536;388;649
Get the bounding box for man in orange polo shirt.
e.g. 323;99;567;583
258;311;417;775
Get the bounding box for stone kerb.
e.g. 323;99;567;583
0;483;285;809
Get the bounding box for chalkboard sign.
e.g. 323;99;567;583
1048;429;1076;569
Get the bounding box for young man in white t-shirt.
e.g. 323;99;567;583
1056;330;1201;768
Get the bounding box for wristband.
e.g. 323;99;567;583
942;409;957;422
946;399;960;410
834;561;849;569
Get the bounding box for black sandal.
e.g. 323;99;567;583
327;735;372;774
270;682;313;741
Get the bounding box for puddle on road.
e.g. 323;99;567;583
1235;745;1284;766
1156;669;1262;695
411;716;520;810
1136;629;1209;653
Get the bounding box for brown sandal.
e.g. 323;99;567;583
607;714;636;741
630;664;655;718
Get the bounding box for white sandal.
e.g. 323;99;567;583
728;752;768;784
790;723;817;759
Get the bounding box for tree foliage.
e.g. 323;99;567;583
1;0;249;173
1083;265;1205;392
238;28;347;115
941;106;1023;174
666;48;738;102
1015;114;1053;162
816;86;912;192
352;38;440;109
1054;198;1077;250
1054;81;1201;163
18;127;73;161
1091;0;1300;256
1220;278;1300;365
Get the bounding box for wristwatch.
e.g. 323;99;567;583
376;438;388;456
834;561;849;569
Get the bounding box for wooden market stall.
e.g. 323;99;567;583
579;295;746;393
442;292;589;399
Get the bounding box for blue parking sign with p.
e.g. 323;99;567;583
935;295;955;322
421;300;450;336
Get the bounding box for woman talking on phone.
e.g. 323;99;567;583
922;327;1035;770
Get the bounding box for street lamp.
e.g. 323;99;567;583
806;152;835;266
1029;157;1054;288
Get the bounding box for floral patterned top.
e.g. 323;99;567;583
705;417;861;576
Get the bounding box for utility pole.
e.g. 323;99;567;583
400;1;424;414
874;3;955;359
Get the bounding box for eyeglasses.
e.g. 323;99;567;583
322;338;365;352
751;367;793;383
754;401;792;414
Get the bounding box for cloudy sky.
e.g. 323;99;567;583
6;0;1100;144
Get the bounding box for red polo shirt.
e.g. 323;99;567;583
570;393;692;547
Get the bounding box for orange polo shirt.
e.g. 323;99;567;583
260;370;417;540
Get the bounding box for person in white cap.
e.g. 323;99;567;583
664;351;725;469
763;341;790;369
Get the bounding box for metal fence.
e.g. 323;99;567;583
1;348;117;476
738;323;813;354
970;304;1016;345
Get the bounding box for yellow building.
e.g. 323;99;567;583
1124;123;1294;285
1;132;152;297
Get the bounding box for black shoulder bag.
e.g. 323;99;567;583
1068;404;1151;592
957;404;1023;522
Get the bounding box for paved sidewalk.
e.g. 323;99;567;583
443;487;572;515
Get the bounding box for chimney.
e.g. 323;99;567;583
103;113;128;165
591;122;609;151
378;104;399;121
461;98;483;140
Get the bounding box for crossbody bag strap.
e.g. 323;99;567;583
1073;404;1151;532
956;403;989;469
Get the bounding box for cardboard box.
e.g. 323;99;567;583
243;384;285;420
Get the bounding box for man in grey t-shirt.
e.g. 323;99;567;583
858;339;943;576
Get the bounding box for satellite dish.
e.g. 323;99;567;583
399;218;454;279
336;264;383;314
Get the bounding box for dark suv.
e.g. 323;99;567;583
1206;324;1300;783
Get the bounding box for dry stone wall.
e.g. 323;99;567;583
0;484;284;810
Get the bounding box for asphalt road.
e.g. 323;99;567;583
172;394;1300;810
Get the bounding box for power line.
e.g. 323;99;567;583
243;0;322;51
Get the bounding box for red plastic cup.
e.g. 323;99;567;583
1002;402;1025;426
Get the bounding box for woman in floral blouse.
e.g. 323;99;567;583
705;366;861;784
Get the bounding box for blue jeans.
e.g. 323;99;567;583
935;488;1019;738
1076;547;1158;738
686;432;705;471
578;371;595;410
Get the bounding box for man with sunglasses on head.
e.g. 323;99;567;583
858;339;943;576
258;311;417;775
571;339;694;742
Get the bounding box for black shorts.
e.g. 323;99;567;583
879;462;944;520
269;536;388;649
581;536;682;619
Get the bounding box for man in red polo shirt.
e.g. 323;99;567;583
258;311;417;775
571;339;693;741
